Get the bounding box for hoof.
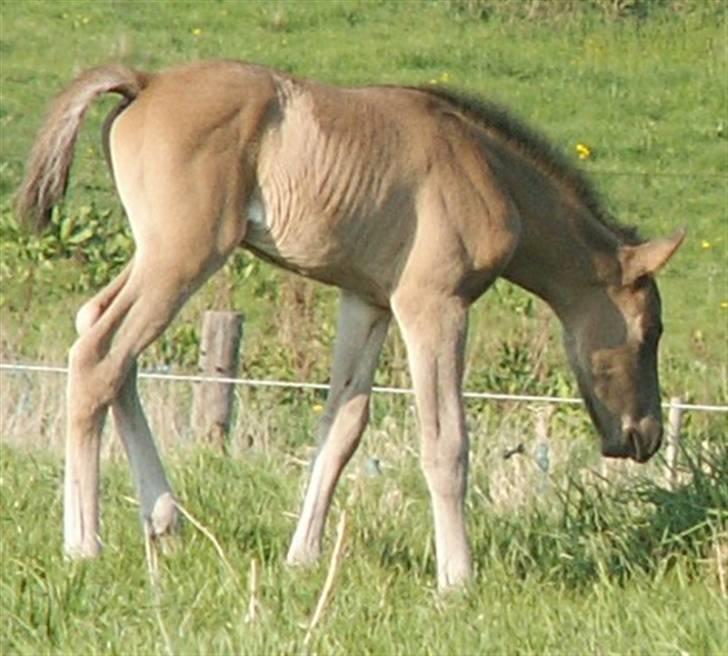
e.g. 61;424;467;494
437;565;473;593
286;545;320;568
150;492;178;537
64;538;101;560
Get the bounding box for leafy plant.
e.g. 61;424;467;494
0;202;132;293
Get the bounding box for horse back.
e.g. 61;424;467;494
106;61;520;305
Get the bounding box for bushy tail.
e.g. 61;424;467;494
15;64;150;232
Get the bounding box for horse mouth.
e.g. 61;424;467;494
601;439;633;460
601;426;661;463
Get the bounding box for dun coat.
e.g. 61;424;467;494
17;60;684;589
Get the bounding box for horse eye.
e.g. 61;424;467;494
593;363;616;379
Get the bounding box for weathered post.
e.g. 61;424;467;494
192;311;244;451
533;404;553;496
664;396;683;490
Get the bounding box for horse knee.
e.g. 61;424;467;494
67;335;117;413
319;393;370;456
337;394;370;433
421;436;468;498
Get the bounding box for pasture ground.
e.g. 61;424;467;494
1;412;726;655
1;1;726;654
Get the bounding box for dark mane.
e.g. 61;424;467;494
411;85;643;245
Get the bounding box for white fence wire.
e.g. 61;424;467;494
1;362;726;414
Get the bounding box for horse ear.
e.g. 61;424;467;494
619;229;686;286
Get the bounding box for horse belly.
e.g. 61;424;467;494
243;196;411;305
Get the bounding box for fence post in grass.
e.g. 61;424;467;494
534;405;553;496
192;311;244;452
664;396;683;490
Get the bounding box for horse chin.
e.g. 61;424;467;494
600;438;635;460
600;428;660;463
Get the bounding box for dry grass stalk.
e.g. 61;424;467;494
143;519;160;585
245;558;261;624
174;499;240;585
303;511;348;647
143;519;174;656
717;540;727;599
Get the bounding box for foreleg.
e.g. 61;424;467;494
287;292;390;565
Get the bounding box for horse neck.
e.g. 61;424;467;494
502;189;621;324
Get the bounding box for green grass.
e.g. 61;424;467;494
1;375;726;653
2;439;726;655
1;1;727;653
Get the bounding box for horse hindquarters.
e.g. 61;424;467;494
64;85;253;557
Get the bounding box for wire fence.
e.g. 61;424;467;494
1;361;726;414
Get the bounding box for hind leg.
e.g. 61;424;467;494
63;252;222;557
64;263;131;557
67;262;174;551
111;361;176;539
62;80;259;556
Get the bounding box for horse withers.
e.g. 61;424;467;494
16;60;684;590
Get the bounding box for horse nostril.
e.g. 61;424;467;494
626;428;644;462
626;423;664;463
621;414;664;463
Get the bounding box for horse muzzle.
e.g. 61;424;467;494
601;416;663;463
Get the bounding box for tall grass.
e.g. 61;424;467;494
1;370;726;653
1;419;726;654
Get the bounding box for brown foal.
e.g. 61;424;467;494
17;60;683;589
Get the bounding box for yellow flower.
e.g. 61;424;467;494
192;27;202;36
701;240;712;249
721;301;728;310
575;143;592;160
312;404;324;414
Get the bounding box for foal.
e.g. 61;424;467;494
17;60;683;589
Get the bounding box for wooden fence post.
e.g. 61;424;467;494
664;396;683;489
192;311;244;452
534;405;553;495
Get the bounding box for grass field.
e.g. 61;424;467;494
2;430;726;655
1;1;727;654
